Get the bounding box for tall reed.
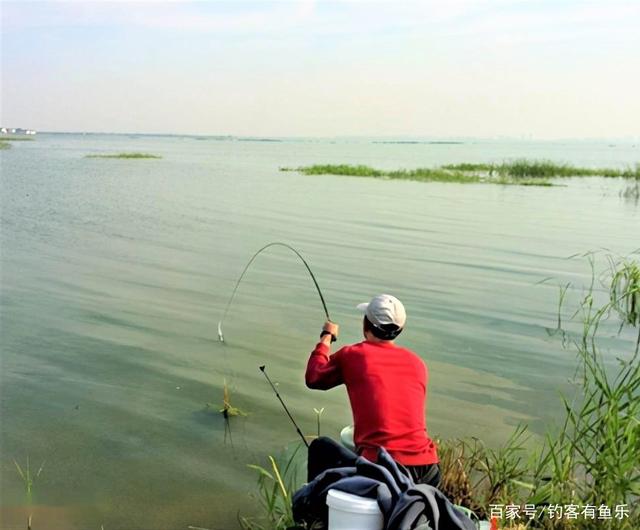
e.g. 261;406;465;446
240;444;305;530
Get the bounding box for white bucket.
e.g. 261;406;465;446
326;489;384;530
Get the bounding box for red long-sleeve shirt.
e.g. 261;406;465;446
306;340;438;466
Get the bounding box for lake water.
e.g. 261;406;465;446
1;134;638;529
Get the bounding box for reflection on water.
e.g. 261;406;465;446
1;134;638;528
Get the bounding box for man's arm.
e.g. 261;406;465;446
305;321;344;390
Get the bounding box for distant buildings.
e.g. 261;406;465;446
0;127;37;135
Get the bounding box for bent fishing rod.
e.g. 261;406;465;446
218;242;331;342
218;243;331;446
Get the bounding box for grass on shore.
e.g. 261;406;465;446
283;160;640;187
85;152;162;159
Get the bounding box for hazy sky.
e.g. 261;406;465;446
2;1;639;138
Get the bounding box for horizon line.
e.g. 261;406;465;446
24;130;640;143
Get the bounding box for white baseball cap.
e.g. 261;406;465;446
357;294;407;329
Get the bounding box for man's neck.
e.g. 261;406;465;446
364;333;394;345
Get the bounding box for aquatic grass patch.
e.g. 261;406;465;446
286;163;549;185
85;152;162;159
205;379;248;446
442;162;496;172
445;160;639;179
293;164;386;177
0;141;11;150
288;160;640;187
216;378;249;418
498;159;575;179
386;167;481;183
286;164;481;183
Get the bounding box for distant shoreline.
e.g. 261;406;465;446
26;131;640;144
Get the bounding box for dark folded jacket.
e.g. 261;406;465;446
292;436;475;530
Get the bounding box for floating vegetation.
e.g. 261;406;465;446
206;379;248;445
85;152;162;159
0;141;11;150
283;160;639;187
217;378;248;418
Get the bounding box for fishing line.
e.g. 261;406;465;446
218;242;331;342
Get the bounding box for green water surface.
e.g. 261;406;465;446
1;134;638;529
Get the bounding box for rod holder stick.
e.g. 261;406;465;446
259;365;309;448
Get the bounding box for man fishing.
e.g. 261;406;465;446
305;294;440;487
